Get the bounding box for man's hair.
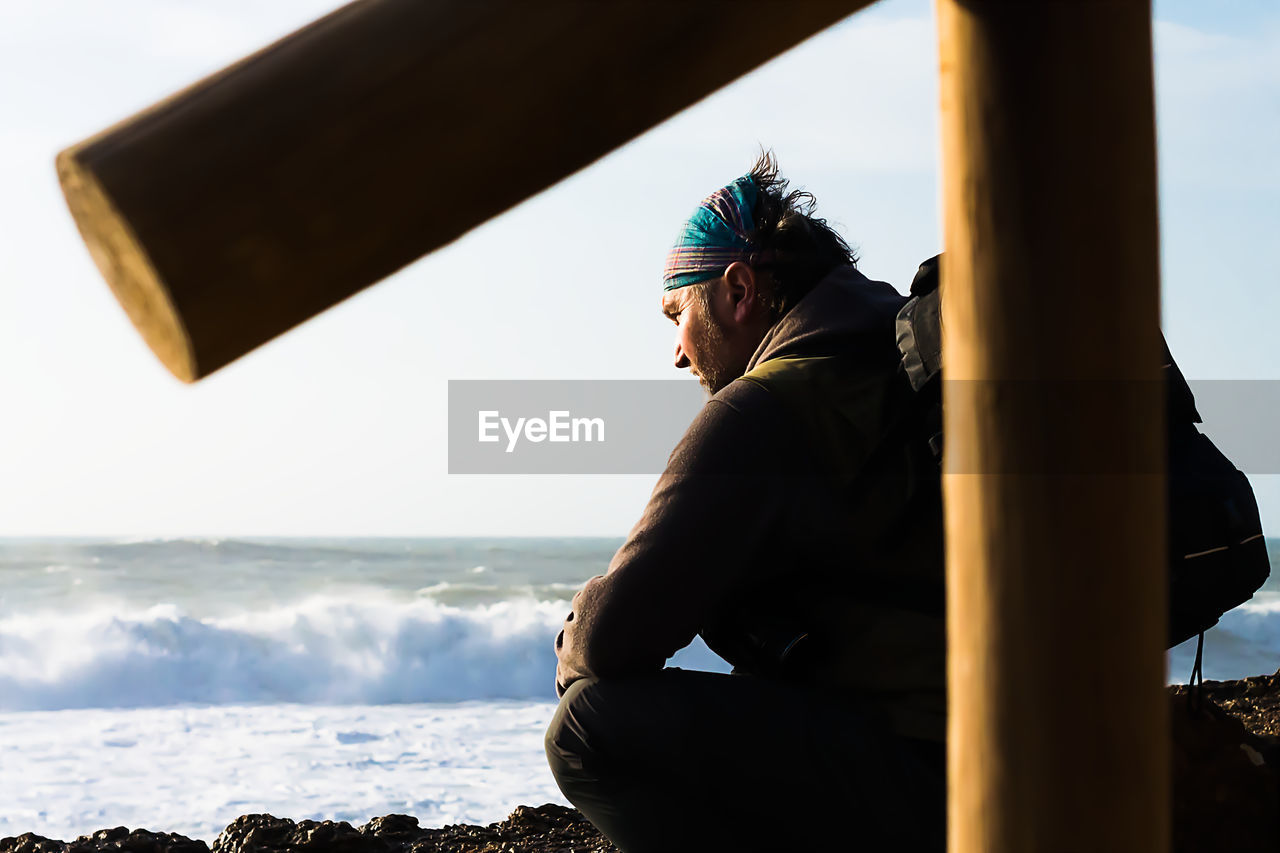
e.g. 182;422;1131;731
744;150;857;320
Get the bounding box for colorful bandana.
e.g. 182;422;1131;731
662;174;758;291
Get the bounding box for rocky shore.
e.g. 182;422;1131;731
4;674;1279;853
0;807;610;853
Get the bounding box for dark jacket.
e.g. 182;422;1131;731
555;265;947;742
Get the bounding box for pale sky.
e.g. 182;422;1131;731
0;0;1276;536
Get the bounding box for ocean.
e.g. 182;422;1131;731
0;538;728;841
0;537;1276;841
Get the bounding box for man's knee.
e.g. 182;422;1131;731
547;677;681;851
545;674;663;796
544;677;599;787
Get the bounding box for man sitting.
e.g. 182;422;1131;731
545;153;947;852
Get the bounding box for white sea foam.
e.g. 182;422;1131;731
0;701;568;842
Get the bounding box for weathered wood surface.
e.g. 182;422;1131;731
937;0;1168;851
57;0;873;381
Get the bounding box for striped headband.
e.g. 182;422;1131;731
662;174;759;291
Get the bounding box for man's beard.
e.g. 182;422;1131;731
689;304;737;395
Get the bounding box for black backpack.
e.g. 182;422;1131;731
895;254;1271;660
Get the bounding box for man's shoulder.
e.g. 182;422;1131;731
660;379;814;480
682;378;800;452
708;373;785;417
703;354;899;445
734;353;901;419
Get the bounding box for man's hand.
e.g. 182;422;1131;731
554;587;595;695
554;626;571;696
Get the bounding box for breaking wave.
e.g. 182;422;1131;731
0;593;729;711
1169;593;1280;683
0;596;567;710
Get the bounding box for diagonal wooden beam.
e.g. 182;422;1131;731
938;0;1168;850
56;0;874;381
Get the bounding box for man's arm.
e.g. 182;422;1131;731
555;383;798;693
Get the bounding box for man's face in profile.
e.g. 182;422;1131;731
662;280;736;395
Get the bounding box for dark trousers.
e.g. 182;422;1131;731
545;668;946;853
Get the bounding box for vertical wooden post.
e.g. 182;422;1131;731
937;2;1168;851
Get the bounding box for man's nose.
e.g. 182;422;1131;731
673;339;690;370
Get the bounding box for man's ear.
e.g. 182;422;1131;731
722;261;759;325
